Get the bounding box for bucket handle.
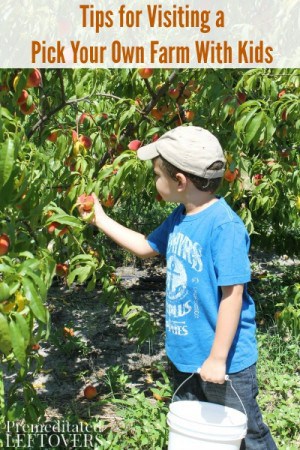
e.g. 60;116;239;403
171;370;248;422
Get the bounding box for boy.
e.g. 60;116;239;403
79;126;277;449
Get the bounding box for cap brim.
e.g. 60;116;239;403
137;142;160;160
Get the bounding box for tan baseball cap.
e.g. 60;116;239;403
137;126;225;179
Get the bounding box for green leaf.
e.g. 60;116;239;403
14;313;30;346
244;112;265;144
22;277;47;323
0;313;12;355
264;117;276;142
9;318;27;366
70;254;96;263
18;267;47;301
0;263;14;274
0;282;10;302
0;138;15;188
45;214;83;229
0;107;14;121
67;266;92;284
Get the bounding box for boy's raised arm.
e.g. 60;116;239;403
79;193;158;259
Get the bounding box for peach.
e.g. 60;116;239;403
278;89;286;99
83;385;97;400
56;263;69;277
138;68;153;79
79;113;93;125
58;227;69;237
78;194;94;212
0;234;10;256
20;102;36;115
237;92;247;104
102;193;114;208
26;69;42;88
47;222;59;234
17;90;29;105
151;108;164;121
71;130;78;143
31;343;41;351
47;131;58;142
183;88;192;99
79;135;92;149
253;174;264;186
224;168;239;183
128;140;142;151
47;222;69;237
184;110;195;122
168;88;180;100
63;327;75;337
281;109;287;121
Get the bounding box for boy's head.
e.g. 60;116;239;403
137;126;225;193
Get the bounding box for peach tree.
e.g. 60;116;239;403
0;68;299;423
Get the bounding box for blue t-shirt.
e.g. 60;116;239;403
147;198;258;373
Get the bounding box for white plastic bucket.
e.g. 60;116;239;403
167;400;247;450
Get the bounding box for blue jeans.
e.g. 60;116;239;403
171;363;278;450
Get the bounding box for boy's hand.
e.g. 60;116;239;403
198;356;226;384
77;193;106;227
198;285;243;384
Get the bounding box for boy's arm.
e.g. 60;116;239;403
79;194;158;259
199;284;243;384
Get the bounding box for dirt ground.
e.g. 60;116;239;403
30;260;168;421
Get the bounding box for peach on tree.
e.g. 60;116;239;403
17;90;29;105
102;193;115;208
151;108;164;121
79;135;92;149
20;102;36;115
26;69;42;88
224;168;239;183
47;131;58;142
168;88;180;100
253;174;264;186
0;234;10;256
47;222;69;237
138;68;153;79
184;110;195;122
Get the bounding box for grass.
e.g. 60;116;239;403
256;332;299;449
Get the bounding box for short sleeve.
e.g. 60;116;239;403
147;205;182;256
211;221;251;286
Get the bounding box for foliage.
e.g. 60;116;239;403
249;259;300;337
0;67;299;424
257;332;299;449
91;364;170;450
